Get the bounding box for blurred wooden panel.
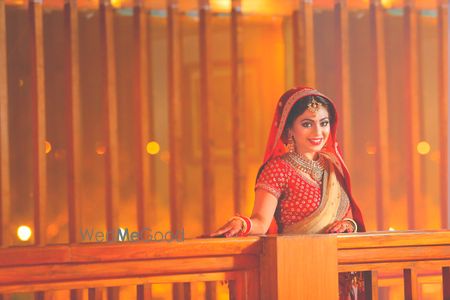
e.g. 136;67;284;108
3;0;441;10
404;0;421;229
134;0;153;233
370;0;389;231
231;0;246;214
0;0;10;248
334;0;351;164
100;1;120;298
134;2;153;298
199;0;214;237
292;0;315;87
168;1;185;299
438;0;448;229
99;0;120;232
167;0;183;233
29;0;47;246
64;0;82;244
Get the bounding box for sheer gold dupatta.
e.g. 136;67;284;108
282;155;349;234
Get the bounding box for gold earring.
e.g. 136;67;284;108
288;136;295;152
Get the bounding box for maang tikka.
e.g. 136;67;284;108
307;98;322;113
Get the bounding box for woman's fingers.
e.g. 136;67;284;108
210;219;242;237
326;221;348;233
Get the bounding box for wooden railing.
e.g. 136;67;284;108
1;231;450;299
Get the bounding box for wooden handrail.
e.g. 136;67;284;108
2;231;450;299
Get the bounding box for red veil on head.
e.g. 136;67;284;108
259;87;365;234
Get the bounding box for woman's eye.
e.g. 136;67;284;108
320;121;329;127
301;122;312;128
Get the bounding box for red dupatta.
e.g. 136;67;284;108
259;87;365;234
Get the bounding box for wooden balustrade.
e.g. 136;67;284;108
1;231;450;299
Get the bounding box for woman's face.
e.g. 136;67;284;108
288;105;330;159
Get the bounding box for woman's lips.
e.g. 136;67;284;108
308;138;323;146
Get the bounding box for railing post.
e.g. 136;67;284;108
364;270;378;300
403;268;418;300
261;235;338;299
443;267;450;300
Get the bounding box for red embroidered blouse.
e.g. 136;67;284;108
255;155;323;226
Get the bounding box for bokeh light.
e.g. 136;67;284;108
45;141;52;154
96;145;106;155
146;141;160;155
417;141;431;155
17;225;32;241
365;143;376;155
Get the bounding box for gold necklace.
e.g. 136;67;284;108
289;152;325;182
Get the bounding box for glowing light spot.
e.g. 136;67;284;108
45;141;52;154
417;141;431;155
146;141;160;155
381;0;392;8
110;0;121;8
17;225;32;241
365;143;376;155
96;145;106;155
18;79;24;87
211;0;231;11
388;227;395;231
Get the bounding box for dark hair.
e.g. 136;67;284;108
282;95;336;143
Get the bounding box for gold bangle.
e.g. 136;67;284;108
343;218;358;233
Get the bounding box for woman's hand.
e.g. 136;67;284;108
325;220;355;233
210;218;244;238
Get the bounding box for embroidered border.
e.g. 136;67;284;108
255;183;282;199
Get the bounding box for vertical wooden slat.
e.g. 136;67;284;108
100;0;119;233
29;0;47;246
245;269;260;300
0;0;10;248
134;0;152;238
403;268;418;300
231;0;246;214
334;0;352;166
292;0;315;87
404;0;421;229
168;1;185;299
88;288;103;300
64;0;82;244
134;2;152;299
137;284;152;300
364;270;379;300
64;2;83;298
370;0;390;231
229;272;246;300
100;0;120;299
199;1;215;298
443;266;450;299
438;0;449;229
167;0;182;237
199;0;214;241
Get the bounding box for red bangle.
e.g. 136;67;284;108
239;216;252;236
